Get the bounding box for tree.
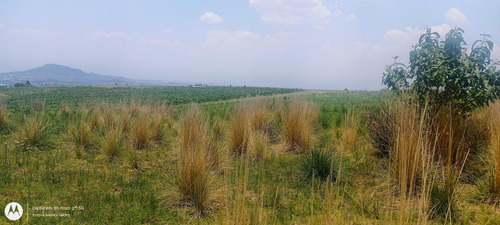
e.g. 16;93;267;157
383;27;500;115
25;80;32;86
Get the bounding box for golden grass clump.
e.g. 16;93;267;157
248;130;269;160
250;101;271;134
101;128;123;161
67;118;93;149
130;116;151;150
0;105;9;130
489;101;500;193
229;104;250;156
30;100;45;112
15;116;53;151
58;103;71;116
176;105;218;216
391;100;430;197
339;109;359;153
283;99;316;153
90;106;104;131
150;113;165;143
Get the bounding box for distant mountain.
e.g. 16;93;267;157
0;64;165;86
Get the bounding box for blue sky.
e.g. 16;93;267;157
0;0;499;89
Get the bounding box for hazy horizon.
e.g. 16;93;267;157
1;0;499;90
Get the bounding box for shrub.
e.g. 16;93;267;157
300;149;337;181
15;116;53;151
383;28;500;116
284;99;316;153
101;128;123;161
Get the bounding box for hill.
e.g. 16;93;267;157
0;64;164;86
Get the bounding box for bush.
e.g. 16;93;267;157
300;149;337;181
383;28;500;116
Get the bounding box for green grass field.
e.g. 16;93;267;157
0;86;498;224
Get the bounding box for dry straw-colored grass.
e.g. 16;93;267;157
489;101;500;192
229;104;250;156
283;98;317;153
67;118;93;149
248;130;269;161
176;105;219;216
0;105;9;130
339;109;359;153
101;127;123;161
15;116;53;151
130;115;151;150
90;106;104;131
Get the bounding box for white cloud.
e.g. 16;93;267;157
249;0;331;26
345;14;356;23
384;24;451;44
200;12;222;24
93;30;130;40
445;8;468;24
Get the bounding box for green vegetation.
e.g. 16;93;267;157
383;27;500;115
0;84;499;224
0;85;300;111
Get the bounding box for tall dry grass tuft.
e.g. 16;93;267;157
176;105;218;216
30;100;45;112
101;127;123;161
339;109;359;153
391;100;429;197
90;106;104;131
283;99;316;153
250;101;271;135
179;106;207;151
130;116;151;150
479;101;500;200
385;98;438;224
491;102;500;193
15;116;53;151
248;130;269;160
0;105;9;131
150;113;165;143
229;104;250;156
67;118;93;149
58;103;71;116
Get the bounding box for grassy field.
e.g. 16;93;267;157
0;86;499;224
